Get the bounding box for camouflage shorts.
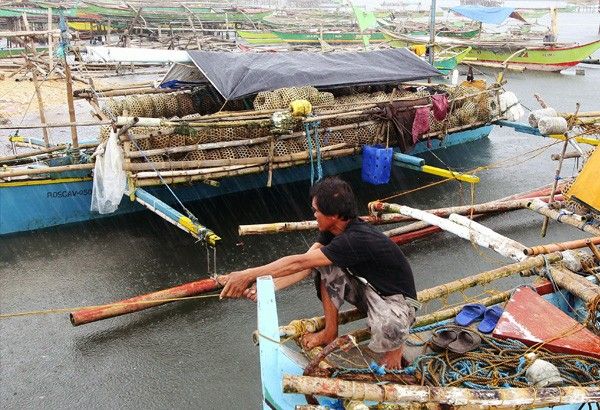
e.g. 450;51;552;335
313;265;416;353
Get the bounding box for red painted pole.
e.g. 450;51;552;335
70;277;221;326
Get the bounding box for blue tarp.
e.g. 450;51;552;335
449;6;526;24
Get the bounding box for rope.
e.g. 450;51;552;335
304;119;323;185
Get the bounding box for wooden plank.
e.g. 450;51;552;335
493;286;600;358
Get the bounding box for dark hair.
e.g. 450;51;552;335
309;177;358;220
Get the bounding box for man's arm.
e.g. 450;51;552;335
220;243;330;299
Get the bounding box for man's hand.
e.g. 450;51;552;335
242;284;257;302
219;270;254;299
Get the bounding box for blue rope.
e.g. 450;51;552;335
304;119;323;185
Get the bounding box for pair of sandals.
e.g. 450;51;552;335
455;304;504;333
430;328;481;354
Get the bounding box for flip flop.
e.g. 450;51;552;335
455;303;486;327
478;305;504;334
447;329;482;354
430;328;458;351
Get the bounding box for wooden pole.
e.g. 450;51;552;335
124;143;348;171
0;163;94;179
27;60;50;147
282;375;600;406
541;103;580;237
47;8;53;71
63;53;80;162
547;266;600;303
70;277;221;326
528;198;600;236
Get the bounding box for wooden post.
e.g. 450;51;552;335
47;8;53;71
63;56;80;162
28;60;50;147
541;103;580;237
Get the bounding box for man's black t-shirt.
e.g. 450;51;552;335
318;218;417;299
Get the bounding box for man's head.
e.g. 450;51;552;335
309;177;358;224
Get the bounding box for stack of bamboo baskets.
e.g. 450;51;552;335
100;81;503;187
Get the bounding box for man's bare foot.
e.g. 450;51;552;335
380;348;404;370
301;329;338;350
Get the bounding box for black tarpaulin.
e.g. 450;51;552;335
163;49;441;100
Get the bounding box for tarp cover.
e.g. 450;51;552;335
171;49;441;100
450;6;527;24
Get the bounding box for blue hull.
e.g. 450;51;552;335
0;126;493;235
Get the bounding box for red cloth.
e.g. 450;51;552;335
412;106;430;143
431;94;449;121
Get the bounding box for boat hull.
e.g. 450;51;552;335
271;30;386;44
0;126;493;235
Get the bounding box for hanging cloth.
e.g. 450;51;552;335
431;94;449;121
375;98;429;152
412;106;431;143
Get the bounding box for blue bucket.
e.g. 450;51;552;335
362;145;393;185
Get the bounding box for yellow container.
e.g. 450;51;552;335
410;44;427;57
567;147;600;212
289;99;312;117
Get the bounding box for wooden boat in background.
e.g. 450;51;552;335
383;30;600;72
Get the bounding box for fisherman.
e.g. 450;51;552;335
219;176;419;369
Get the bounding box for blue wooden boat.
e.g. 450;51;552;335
1;49;506;237
0;125;493;235
255;271;600;409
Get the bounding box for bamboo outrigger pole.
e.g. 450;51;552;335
283;375;600;407
70;277;221;326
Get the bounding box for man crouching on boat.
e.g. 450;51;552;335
220;176;419;370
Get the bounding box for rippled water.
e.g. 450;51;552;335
1;13;600;409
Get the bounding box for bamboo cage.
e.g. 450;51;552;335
98;81;505;187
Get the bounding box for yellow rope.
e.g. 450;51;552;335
0;293;220;320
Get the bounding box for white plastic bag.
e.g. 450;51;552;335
91;129;127;214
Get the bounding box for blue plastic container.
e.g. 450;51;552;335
361;145;393;185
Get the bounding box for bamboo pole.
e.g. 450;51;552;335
387;205;527;261
417;253;562;302
47;8;53;71
0;121;111;130
0;29;61;38
528;198;600;236
547;266;600;304
28;60;50;147
125;143;348;171
125;136;272;158
541;105;579;237
238;189;561;236
282;375;600;406
133;147;359;187
0;143;97;164
75;87;172;98
524;236;600;256
70;278;221;326
0;163;94;179
63;55;79;161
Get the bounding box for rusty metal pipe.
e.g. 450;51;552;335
70;277;221;326
524;236;600;256
586;239;600;262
